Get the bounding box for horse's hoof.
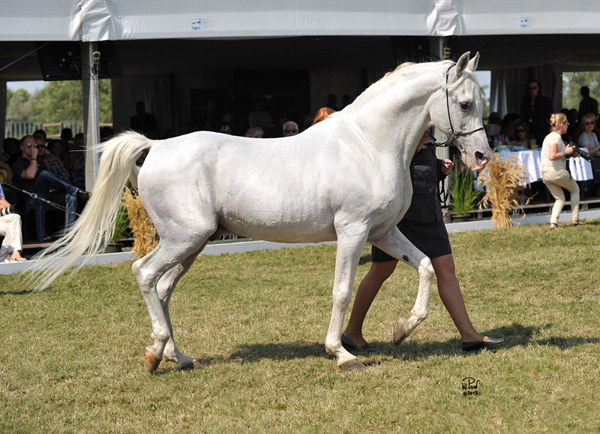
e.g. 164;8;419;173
339;359;367;371
392;319;410;346
178;358;204;371
144;350;161;373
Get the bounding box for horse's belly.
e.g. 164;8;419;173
219;204;337;243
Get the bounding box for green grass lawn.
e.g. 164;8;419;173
1;220;600;433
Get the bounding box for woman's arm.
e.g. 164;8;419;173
548;142;574;161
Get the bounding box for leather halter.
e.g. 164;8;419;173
436;63;485;147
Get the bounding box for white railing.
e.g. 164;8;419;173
5;120;112;139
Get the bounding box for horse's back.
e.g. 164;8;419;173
138;131;341;241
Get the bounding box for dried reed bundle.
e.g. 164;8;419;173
122;187;159;258
478;152;529;228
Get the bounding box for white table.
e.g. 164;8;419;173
474;148;594;191
568;154;594;181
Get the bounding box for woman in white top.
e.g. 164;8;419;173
541;113;585;229
577;113;600;155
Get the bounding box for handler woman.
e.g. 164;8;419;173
342;131;505;353
541;113;585;229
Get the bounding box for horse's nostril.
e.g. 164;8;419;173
475;151;484;161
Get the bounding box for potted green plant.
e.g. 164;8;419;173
449;159;480;222
106;207;130;252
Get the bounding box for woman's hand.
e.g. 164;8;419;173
0;197;11;210
441;159;454;175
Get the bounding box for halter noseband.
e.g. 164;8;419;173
436;63;485;147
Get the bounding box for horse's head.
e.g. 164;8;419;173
432;52;492;171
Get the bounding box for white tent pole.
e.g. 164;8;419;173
82;41;100;191
0;79;6;141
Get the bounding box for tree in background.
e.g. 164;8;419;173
480;83;490;119
563;72;600;110
6;89;32;122
6;79;112;123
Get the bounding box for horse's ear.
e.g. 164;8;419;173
454;52;471;79
467;52;480;72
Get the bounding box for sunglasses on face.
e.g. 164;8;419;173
284;129;298;134
528;86;539;90
252;133;263;138
586;121;596;125
25;143;41;148
517;129;525;133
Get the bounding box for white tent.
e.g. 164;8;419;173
3;0;600;41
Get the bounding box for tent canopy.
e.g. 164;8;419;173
2;0;600;42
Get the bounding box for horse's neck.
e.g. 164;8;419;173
343;64;445;167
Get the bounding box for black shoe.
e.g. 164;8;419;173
341;333;380;354
462;337;505;353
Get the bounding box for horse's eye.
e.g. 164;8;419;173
459;102;470;110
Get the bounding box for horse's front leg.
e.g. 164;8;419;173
325;227;369;371
370;226;435;346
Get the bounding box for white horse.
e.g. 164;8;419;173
30;52;490;372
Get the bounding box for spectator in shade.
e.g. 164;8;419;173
512;122;532;149
39;137;69;182
326;93;340;111
11;135;88;229
484;112;502;137
130;101;160;139
577;113;600;155
248;98;273;133
245;127;264;138
520;79;554;143
219;122;236;135
578;86;598;122
282;121;299;137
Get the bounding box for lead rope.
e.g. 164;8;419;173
4;184;81;217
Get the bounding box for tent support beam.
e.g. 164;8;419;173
82;41;100;191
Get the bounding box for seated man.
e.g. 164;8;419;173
11;135;89;228
34;134;70;182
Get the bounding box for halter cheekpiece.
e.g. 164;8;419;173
435;63;485;147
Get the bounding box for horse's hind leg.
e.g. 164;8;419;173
157;250;204;371
370;227;435;346
132;239;207;373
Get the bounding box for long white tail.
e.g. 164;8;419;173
28;131;156;291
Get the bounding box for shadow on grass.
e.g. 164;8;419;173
154;322;600;372
0;289;34;296
477;322;599;350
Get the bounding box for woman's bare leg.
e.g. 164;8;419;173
343;260;398;347
430;254;486;342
